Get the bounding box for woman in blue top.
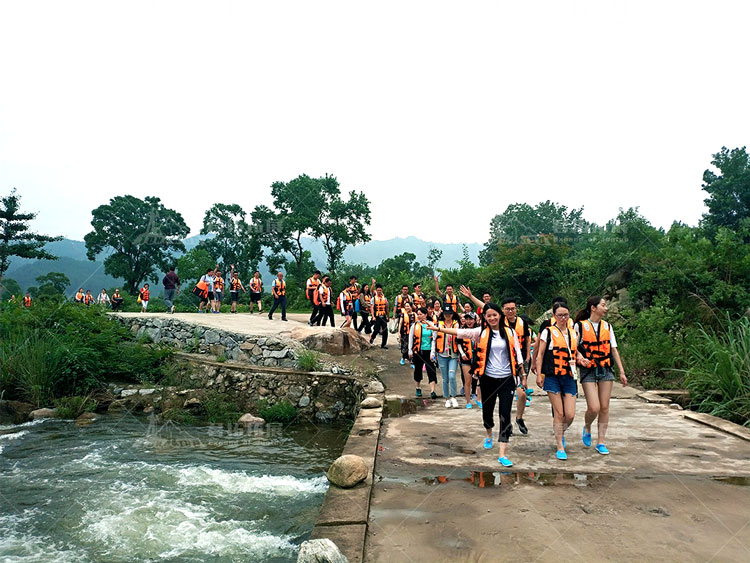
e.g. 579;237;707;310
408;307;438;399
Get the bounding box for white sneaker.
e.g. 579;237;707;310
450;397;459;408
445;399;451;408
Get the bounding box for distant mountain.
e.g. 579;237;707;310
4;236;482;295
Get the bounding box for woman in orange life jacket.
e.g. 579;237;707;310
248;271;263;314
575;296;628;455
306;270;322;326
396;301;416;366
458;312;482;409
428;303;525;467
357;283;373;335
535;302;586;461
338;288;353;329
84;290;95;306
139;284;150;312
435;305;461;408
316;277;335;327
408;307;438;399
228;264;246;314
74;288;85;303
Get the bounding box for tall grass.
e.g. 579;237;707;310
0;332;63;406
685;315;750;426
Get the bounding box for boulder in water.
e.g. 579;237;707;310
297;538;349;563
238;413;265;428
29;408;57;420
75;412;99;425
0;400;34;424
326;454;368;488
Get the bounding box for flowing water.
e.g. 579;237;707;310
0;415;349;562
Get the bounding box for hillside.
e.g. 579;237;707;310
4;237;482;295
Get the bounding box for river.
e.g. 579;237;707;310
0;415;348;562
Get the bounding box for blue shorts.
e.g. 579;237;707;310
580;367;615;384
543;374;578;396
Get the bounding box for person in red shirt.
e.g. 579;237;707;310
139;284;150;312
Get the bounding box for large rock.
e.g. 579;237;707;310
366;380;384;393
326;455;368;488
29;408;57;420
360;397;382;409
297;538;348;563
75;412;99;425
0;400;35;424
238;413;265;428
301;328;369;356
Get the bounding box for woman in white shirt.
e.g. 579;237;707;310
428;303;525;467
574;296;627;456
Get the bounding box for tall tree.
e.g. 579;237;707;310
0;189;61;281
84;195;189;294
36;272;70;296
198;203;263;275
315;178;372;277
701;146;750;234
480;201;592;265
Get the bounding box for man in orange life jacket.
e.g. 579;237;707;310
502;297;532;435
84;290;95;306
393;285;412;318
434;276;461;313
23;292;32;307
74;288;85;303
248;271;263;314
346;276;361;331
369;284;389;349
306;270;322;326
268;272;287;321
315;276;335;326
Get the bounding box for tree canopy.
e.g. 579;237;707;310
701;146;750;235
198;203;263;275
84;195;189;294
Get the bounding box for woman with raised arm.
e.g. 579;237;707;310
575;296;628;455
427;303;525;467
535;302;586;461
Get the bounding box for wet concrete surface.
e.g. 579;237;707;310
365;346;750;562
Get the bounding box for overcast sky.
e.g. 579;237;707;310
1;1;748;245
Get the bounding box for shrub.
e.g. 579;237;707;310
216;354;227;363
54;395;98;419
0;333;63;406
684;316;750;426
203;391;242;425
256;399;297;424
297;350;321;372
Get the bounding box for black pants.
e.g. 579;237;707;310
317;305;334;326
350;311;359;331
412;350;437;383
400;332;411;359
309;303;320;325
269;296;287;319
370;316;388;347
358;312;371;334
479;376;515;442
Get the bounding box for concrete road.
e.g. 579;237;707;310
364;346;750;563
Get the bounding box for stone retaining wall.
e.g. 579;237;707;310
114;316;303;368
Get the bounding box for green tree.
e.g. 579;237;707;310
0;277;21;301
176;247;216;285
84;195;189;295
0;189;61;281
198;203;264;275
36;272;70;296
702;146;750;234
314;178;372;277
480;201;592;265
427;247;443;272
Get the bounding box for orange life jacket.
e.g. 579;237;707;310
373;295;388;316
75;292;84;302
249;277;262;293
361;293;372;309
230;278;241;291
337;290;349;311
140;289;150;301
435;319;459;354
400;311;415;334
504;316;528;359
543;325;579;377
347;283;360;301
84;294;94;304
307;277;321;300
395;294;411;312
23;296;32;307
412;292;423;307
213;277;224;292
459;337;473;360
577;319;612;368
315;285;330;306
272;279;286;296
411;322;433;354
472;326;519;378
444;293;459;312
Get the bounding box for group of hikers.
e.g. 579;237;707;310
308;277;628;467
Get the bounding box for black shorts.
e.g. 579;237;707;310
230;291;239;303
207;291;215;301
250;292;262;303
214;290;223;301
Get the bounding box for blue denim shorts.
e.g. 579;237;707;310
580;367;615;384
543;374;578;396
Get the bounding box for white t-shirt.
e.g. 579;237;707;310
455;327;523;379
575;320;618;348
201;274;215;292
318;285;331;305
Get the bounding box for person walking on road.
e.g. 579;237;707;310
575;296;628;455
97;288;111;307
248;271;263;314
162;266;180;314
358;283;373;334
306;271;322;325
369;284;389;349
435;305;461;408
268;272;287;321
316;276;335;326
409;307;438;399
228;264;246;314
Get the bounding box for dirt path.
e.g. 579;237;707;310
364;346;750;562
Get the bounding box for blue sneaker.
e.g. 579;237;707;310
474;398;483;408
562;436;566;449
596;444;610;455
498;456;513;467
465;403;473;409
483;437;493;449
525;400;530;407
400;358;405;366
556;450;567;460
526;388;534;396
582;427;592;448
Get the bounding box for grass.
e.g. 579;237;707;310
203;391;242;425
684;315;750;427
297;350;321;372
256;399;297;423
54;395;98;419
0;333;63;406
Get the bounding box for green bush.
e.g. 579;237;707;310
256;399;297;423
54;395;98;419
684;316;750;426
203;392;242;425
297;350;321;372
0;333;63;406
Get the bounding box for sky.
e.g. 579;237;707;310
1;1;748;245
